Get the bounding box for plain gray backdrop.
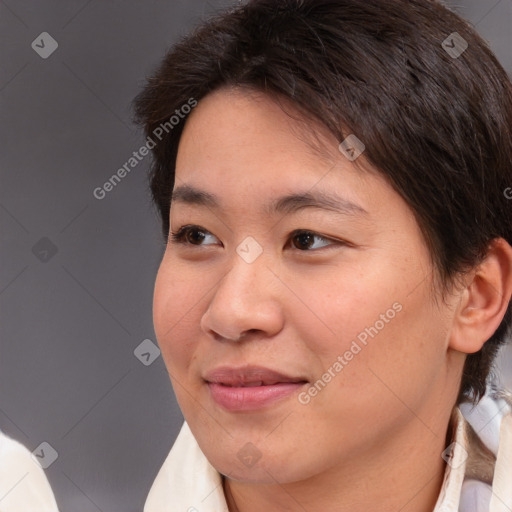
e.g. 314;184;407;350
1;1;511;511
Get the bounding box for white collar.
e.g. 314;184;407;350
144;422;228;512
433;408;470;512
144;407;512;512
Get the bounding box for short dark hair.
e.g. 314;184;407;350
133;0;512;404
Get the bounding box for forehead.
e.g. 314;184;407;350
177;89;371;188
178;87;350;168
173;87;408;227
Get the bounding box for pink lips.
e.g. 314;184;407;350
204;366;308;411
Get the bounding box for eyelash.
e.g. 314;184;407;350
169;224;346;252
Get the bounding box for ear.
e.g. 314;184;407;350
449;238;512;354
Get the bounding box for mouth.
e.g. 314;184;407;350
204;365;308;387
215;380;303;387
204;365;309;411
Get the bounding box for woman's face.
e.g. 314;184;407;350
153;88;461;484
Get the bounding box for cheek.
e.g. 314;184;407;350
152;260;206;373
286;260;402;355
324;286;447;420
296;256;446;403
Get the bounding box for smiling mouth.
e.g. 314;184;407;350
204;365;308;387
203;365;309;410
214;380;308;387
206;381;308;411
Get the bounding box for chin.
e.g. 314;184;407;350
209;441;315;485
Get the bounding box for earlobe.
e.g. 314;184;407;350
449;238;512;354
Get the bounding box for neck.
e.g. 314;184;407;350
223;409;454;512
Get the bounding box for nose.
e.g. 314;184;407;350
200;253;284;342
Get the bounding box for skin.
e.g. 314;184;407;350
152;87;512;512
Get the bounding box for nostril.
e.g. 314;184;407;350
234;329;258;342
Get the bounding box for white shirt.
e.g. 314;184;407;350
144;403;512;512
0;431;59;512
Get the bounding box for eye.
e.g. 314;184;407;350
170;225;220;246
169;226;343;251
288;230;336;251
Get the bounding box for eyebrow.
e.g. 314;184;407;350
171;184;368;217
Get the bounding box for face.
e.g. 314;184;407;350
153;88;460;484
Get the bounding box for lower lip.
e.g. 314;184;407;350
207;382;306;411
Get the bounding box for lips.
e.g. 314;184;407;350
203;366;309;411
204;365;308;387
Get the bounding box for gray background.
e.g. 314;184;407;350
0;1;511;511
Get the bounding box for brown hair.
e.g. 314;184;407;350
133;0;512;404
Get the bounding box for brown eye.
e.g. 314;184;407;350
170;225;219;246
289;230;333;251
185;228;206;245
292;232;315;250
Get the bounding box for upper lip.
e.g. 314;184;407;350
204;365;308;387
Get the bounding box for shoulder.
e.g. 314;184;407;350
0;431;59;512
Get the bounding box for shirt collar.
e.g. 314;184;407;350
144;408;476;512
433;407;469;512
